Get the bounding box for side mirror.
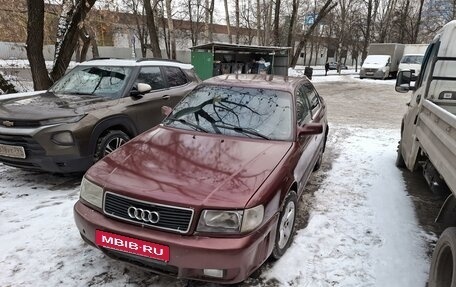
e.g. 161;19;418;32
130;83;152;98
395;70;412;93
161;106;172;116
297;123;323;138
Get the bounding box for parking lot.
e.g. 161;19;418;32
0;74;445;286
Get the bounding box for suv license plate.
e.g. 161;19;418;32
0;144;26;159
96;230;170;262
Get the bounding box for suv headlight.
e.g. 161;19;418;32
197;205;264;234
40;115;85;126
80;177;103;208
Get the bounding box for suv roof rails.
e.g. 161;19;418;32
136;58;183;63
85;57;126;61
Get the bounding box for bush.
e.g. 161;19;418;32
0;72;17;94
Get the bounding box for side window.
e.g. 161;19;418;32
303;83;321;112
296;86;311;125
416;41;439;89
163;67;188;87
136;66;166;90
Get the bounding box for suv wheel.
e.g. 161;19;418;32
272;191;298;259
94;130;130;161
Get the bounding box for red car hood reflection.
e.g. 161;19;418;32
88;126;292;209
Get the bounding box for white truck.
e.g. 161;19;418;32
395;20;456;287
360;43;405;79
398;45;429;78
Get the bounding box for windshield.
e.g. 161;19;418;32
164;85;293;140
49;66;132;99
401;55;424;64
364;55;390;65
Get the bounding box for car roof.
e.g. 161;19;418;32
203;74;307;93
77;58;194;70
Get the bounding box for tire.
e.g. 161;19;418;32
396;140;406;168
428;227;456;287
313;152;323;172
272;191;298;260
94;130;130;162
314;131;328;172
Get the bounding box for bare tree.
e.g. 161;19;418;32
166;0;177;58
224;0;233;43
273;0;281;45
286;0;299;49
235;0;240;43
290;0;337;67
144;0;162;58
204;0;215;42
26;0;97;90
26;0;52;90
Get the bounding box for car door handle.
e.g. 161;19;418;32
162;95;170;100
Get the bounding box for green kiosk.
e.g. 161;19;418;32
190;42;291;80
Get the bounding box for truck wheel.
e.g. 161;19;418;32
428;227;456;287
272;191;297;260
396;141;406;168
94;130;130;162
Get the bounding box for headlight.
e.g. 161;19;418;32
80;177;103;208
197;205;264;234
40;115;85;126
381;67;387;72
51;131;74;145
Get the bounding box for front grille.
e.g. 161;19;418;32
103;192;194;234
0;134;45;156
0;119;41;128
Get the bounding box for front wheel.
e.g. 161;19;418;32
396;141;406;168
94;130;130;162
272;191;298;259
428;227;456;287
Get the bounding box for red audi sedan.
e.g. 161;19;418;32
74;74;328;284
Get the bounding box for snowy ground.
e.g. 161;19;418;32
0;75;439;286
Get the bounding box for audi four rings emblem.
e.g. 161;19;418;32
127;206;160;224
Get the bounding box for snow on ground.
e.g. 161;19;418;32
265;126;431;287
0;76;434;286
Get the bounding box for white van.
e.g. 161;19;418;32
398;54;424;78
359;55;391;79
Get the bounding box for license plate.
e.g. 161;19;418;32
366;72;374;75
0;144;26;159
96;230;170;262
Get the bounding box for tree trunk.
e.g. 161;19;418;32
165;0;176;59
273;0;281;45
361;0;373;64
412;0;424;43
26;0;52;90
144;0;162;58
235;0;240;43
256;0;261;45
224;0;232;43
287;0;299;49
79;26;91;62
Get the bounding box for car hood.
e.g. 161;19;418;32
87;126;292;209
0;91;110;121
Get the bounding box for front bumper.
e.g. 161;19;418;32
74;201;279;284
0;125;91;173
360;69;386;79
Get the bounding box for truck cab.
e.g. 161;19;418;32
396;20;456;287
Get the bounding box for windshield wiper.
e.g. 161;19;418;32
214;124;270;140
166;117;209;133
